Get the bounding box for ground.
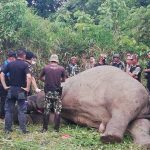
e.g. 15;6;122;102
0;119;144;150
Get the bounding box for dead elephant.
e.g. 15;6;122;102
26;66;150;147
61;66;150;147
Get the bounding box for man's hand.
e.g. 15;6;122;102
4;86;10;90
21;87;30;92
35;88;41;93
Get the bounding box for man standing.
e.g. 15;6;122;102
144;52;150;92
40;54;65;132
66;56;80;77
25;51;41;95
128;54;142;82
110;54;125;71
0;50;16;119
1;50;31;133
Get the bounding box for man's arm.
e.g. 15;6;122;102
1;72;9;90
31;77;41;92
22;73;32;92
39;68;45;82
61;68;66;83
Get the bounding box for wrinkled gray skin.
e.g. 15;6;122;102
27;66;150;147
61;66;150;147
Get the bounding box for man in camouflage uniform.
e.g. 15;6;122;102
40;54;65;132
110;54;125;71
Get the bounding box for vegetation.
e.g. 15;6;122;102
0;120;143;150
0;0;150;149
0;0;150;63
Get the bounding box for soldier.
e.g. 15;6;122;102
39;54;65;132
0;50;16;119
66;56;80;77
25;51;41;95
1;50;31;134
128;54;142;82
144;52;150;92
110;54;125;71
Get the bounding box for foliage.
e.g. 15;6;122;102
26;0;66;18
0;0;149;66
0;120;143;150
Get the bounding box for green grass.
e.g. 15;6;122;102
0;119;143;150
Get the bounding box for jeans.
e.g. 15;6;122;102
5;87;27;131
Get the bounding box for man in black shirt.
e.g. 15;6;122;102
40;54;65;132
1;50;31;134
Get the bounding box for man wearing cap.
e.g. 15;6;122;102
144;52;150;92
66;56;80;77
110;54;125;71
39;54;65;132
128;54;142;82
25;51;41;94
1;50;31;133
0;50;16;119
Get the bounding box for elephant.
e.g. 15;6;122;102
26;66;150;147
61;66;150;147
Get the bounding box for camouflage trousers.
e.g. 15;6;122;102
44;91;62;115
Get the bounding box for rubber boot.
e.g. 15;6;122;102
41;114;49;132
54;113;60;132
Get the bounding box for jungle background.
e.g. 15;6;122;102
0;0;150;149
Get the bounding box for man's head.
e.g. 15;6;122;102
113;54;120;62
131;54;138;65
7;50;16;62
89;56;95;64
17;49;26;60
70;56;77;65
49;54;59;63
126;55;133;65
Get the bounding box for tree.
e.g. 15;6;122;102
26;0;66;18
0;0;27;48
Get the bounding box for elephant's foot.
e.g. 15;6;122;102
101;134;122;144
129;119;150;149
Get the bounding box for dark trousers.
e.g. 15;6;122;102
5;87;27;131
147;79;150;93
0;95;6;118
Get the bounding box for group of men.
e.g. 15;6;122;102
0;49;150;134
66;52;150;91
0;49;65;134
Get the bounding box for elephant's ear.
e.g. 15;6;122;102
35;91;45;109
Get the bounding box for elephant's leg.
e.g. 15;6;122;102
101;110;130;143
128;119;150;149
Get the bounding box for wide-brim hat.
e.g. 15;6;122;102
49;54;59;63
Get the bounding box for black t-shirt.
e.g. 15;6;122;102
3;59;30;87
40;64;65;92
